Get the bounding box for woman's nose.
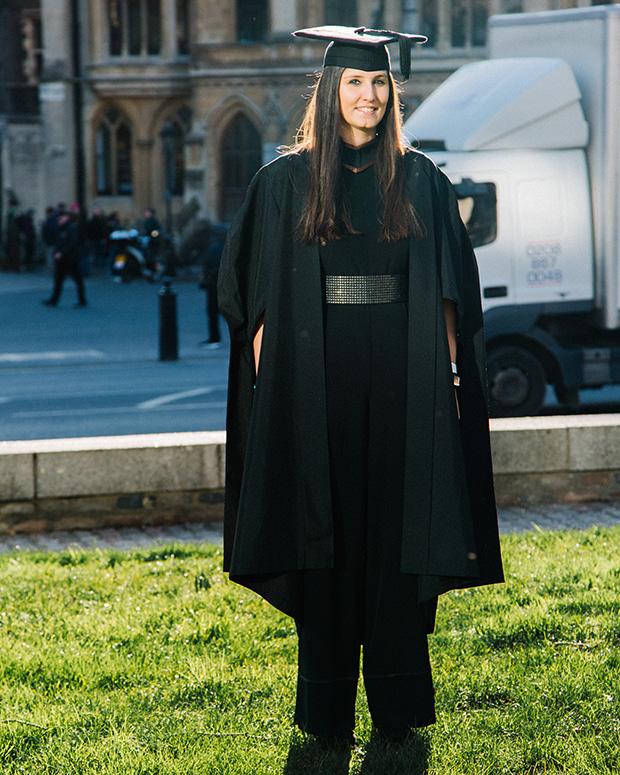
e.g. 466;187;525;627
361;83;376;101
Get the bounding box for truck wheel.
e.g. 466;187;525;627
486;346;547;417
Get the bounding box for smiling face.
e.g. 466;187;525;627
338;68;390;146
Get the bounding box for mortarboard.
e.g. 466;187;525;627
292;25;427;80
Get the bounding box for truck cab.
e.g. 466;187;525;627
435;146;593;415
404;5;620;416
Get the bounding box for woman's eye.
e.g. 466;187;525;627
348;79;360;85
374;79;386;85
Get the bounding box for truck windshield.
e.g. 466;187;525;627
454;178;497;248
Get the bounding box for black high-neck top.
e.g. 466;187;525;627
319;138;409;277
341;136;379;172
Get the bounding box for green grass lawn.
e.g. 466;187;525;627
0;525;618;774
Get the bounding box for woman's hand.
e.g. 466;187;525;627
444;299;460;419
443;299;457;362
253;321;264;378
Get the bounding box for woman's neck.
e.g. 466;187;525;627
341;135;378;151
339;126;377;148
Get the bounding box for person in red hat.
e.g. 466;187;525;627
218;25;504;746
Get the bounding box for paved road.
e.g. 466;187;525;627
4;269;620;441
1;503;619;555
0;270;228;439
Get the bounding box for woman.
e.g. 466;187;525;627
218;26;504;744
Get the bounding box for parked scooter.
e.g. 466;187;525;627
110;228;166;283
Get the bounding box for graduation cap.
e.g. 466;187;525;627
292;25;427;80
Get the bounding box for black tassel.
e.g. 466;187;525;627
361;28;426;80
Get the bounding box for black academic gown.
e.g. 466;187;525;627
218;148;504;628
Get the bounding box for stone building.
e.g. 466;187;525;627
0;1;45;244
0;0;612;242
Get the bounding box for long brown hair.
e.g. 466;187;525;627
286;66;424;243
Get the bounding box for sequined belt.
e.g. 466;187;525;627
324;274;408;304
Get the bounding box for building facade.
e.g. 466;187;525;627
0;0;613;242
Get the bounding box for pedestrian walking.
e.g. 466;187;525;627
42;206;59;268
106;211;121;232
218;25;504;747
142;207;161;236
16;209;36;268
86;207;109;270
199;224;226;348
43;211;87;307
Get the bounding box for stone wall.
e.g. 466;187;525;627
3;417;620;536
492;415;620;505
2;122;45;216
0;432;225;534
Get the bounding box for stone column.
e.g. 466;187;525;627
39;0;76;208
194;0;234;44
81;0;98;215
302;0;323;27
134;136;154;215
270;0;297;35
262;92;285;162
162;0;177;59
436;0;451;54
401;0;420;34
183;130;206;213
522;0;552;11
358;0;376;25
384;0;400;30
88;0;105;63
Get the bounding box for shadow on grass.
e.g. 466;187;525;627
282;730;430;774
282;736;351;774
359;729;430;775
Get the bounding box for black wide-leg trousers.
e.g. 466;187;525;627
294;302;436;737
49;257;87;305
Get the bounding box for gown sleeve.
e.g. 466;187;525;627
434;169;478;319
218;166;280;347
433;165;503;589
217;163;281;572
433;165;490;409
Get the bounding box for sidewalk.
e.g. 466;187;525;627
0;269;221;368
0;520;224;554
1;502;619;555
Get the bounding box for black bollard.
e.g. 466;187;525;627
159;279;179;361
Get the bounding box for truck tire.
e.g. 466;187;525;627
486;346;547;417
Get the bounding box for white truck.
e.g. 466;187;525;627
405;4;620;416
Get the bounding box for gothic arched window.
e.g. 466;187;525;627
451;0;488;48
95;108;133;196
107;0;161;57
220;113;262;222
237;0;268;43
